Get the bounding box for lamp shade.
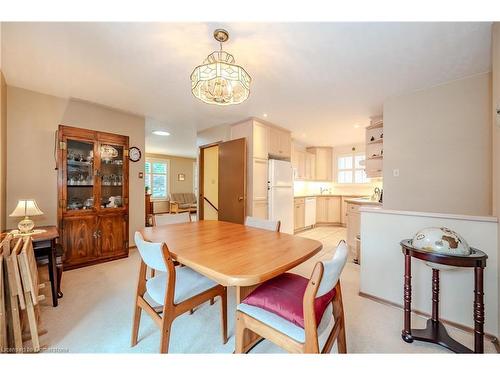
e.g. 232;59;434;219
9;199;44;217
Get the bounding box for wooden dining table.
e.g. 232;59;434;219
140;220;323;352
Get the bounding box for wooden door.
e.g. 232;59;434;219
98;213;128;258
268;127;281;157
294;201;305;230
62;216;97;268
218;138;247;224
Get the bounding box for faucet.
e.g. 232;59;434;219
320;187;330;195
372;187;381;201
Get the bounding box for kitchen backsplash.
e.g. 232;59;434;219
294;179;382;197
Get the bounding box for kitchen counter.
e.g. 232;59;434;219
294;194;367;199
344;198;382;206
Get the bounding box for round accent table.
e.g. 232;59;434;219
400;239;487;353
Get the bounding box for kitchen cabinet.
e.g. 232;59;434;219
305;152;316;180
341;196;358;226
253;122;269;159
269;127;291;159
306;147;332;181
346;203;361;251
253;158;269;201
294;198;305;231
316;196;341;224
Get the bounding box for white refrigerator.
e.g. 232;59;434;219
268;159;294;234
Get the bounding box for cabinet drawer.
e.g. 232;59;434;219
347;203;360;213
294;198;305;205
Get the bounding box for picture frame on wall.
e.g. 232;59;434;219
178;173;185;181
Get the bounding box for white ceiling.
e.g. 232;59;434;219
2;22;492;157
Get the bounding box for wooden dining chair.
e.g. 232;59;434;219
235;240;349;354
16;236;45;353
131;232;228;353
153;212;191;227
4;236;26;352
244;216;281;232
0;243;6;352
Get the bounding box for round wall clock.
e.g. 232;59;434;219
129;147;142;162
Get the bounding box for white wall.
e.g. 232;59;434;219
360;208;498;336
383;73;492;216
6;87;145;244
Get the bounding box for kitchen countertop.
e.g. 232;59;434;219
344;198;382;206
294;194;367;199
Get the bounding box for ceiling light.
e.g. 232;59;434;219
190;29;251;106
354;124;361;128
263;113;268;118
153;130;170;136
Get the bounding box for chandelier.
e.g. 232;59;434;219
190;29;251;106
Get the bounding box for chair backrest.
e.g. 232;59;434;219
245;216;281;232
154;212;191;226
5;237;26;310
170;193;196;204
134;232;168;272
152;200;170;214
316;240;349;297
17;237;41;305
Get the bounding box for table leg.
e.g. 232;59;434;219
236;285;262;353
401;253;413;343
431;269;439;322
474;267;484;353
48;240;59;307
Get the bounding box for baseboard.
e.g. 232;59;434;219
358;291;499;349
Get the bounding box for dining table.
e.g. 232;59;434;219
140;220;323;352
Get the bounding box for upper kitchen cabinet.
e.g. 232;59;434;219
292;142;316;180
307;147;333;181
268;126;291;159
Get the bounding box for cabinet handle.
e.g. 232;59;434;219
93;231;98;239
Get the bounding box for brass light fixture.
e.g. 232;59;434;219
190;29;251;106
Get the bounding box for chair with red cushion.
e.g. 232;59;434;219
235;240;348;354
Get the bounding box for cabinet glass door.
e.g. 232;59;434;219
99;143;125;209
66;139;96;212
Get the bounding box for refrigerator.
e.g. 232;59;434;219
268;159;294;234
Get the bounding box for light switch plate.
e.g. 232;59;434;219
393;169;400;177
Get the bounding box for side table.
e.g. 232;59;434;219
400;239;487;353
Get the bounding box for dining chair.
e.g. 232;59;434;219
153;212;191;226
235;240;349;354
244;216;281;232
16;236;46;352
131;232;228;353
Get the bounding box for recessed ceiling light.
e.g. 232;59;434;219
152;130;170;136
263;113;268;118
354;124;361;128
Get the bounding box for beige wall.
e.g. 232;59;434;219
146;153;195;195
0;72;6;231
492;22;500;340
6;87;145;244
383;73;492;216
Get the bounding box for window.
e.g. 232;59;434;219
337;153;369;184
145;159;169;199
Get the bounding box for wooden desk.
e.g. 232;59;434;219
2;226;61;307
140;220;323;351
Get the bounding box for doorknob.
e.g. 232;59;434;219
238;196;244;201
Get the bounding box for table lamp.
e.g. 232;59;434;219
9;199;44;233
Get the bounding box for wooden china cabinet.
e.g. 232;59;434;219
57;125;129;270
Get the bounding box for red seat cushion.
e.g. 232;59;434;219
242;273;336;328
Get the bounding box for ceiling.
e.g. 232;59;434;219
2;22;492;157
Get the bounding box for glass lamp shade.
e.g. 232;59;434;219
191;50;251;106
9;199;44;233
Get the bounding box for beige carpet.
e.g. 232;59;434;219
37;226;496;353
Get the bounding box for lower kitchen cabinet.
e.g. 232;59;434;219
294;198;305;231
346;203;361;251
253;200;268;219
316;196;341;224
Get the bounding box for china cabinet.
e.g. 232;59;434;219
57;125;129;270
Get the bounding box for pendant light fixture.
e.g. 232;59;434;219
190;29;251;106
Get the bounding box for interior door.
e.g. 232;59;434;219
218;138;246;224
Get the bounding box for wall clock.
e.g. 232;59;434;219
129;147;142;162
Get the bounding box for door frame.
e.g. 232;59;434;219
198;141;221;220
